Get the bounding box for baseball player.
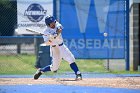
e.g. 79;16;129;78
34;15;82;80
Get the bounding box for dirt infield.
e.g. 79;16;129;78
0;77;140;89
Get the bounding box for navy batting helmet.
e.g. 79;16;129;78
45;15;56;26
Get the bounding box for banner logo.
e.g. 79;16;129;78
74;0;91;33
24;3;47;22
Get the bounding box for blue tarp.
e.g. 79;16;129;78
60;0;127;59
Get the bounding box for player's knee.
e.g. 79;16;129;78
51;68;59;72
67;57;75;64
50;66;59;72
71;55;75;62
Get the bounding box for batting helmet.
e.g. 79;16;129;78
45;15;56;26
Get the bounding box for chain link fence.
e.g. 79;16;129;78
0;0;129;75
0;36;43;55
0;0;16;36
0;0;50;74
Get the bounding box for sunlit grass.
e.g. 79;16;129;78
0;55;106;74
0;55;139;75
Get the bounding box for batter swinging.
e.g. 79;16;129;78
34;15;82;80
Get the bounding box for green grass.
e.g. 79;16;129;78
0;54;140;75
0;54;106;75
0;55;35;74
59;59;106;73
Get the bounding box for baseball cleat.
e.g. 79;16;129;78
75;73;82;80
34;69;42;80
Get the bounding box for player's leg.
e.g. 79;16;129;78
59;44;82;80
34;46;62;79
49;46;62;72
40;47;62;72
70;62;82;80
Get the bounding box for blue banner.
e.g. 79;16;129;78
60;0;127;58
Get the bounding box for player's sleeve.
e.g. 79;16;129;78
43;29;49;42
43;35;49;42
56;21;64;30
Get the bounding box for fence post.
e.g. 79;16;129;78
17;44;21;54
126;0;130;71
34;36;39;60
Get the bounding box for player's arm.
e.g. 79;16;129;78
53;26;62;39
43;34;53;46
56;27;62;35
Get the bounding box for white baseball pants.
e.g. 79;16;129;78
50;44;75;71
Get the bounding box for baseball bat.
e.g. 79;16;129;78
26;28;44;35
26;28;61;39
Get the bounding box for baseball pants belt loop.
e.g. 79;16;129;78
52;43;63;47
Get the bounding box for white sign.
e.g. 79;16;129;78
17;0;53;35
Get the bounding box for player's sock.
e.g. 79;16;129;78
70;62;80;75
40;65;51;72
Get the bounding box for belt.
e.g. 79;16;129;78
52;43;63;47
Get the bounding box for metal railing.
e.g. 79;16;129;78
0;36;43;55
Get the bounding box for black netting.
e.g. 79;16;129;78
0;0;17;36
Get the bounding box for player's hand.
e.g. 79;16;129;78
53;33;58;38
48;34;55;40
45;40;52;46
56;27;62;34
48;40;52;43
